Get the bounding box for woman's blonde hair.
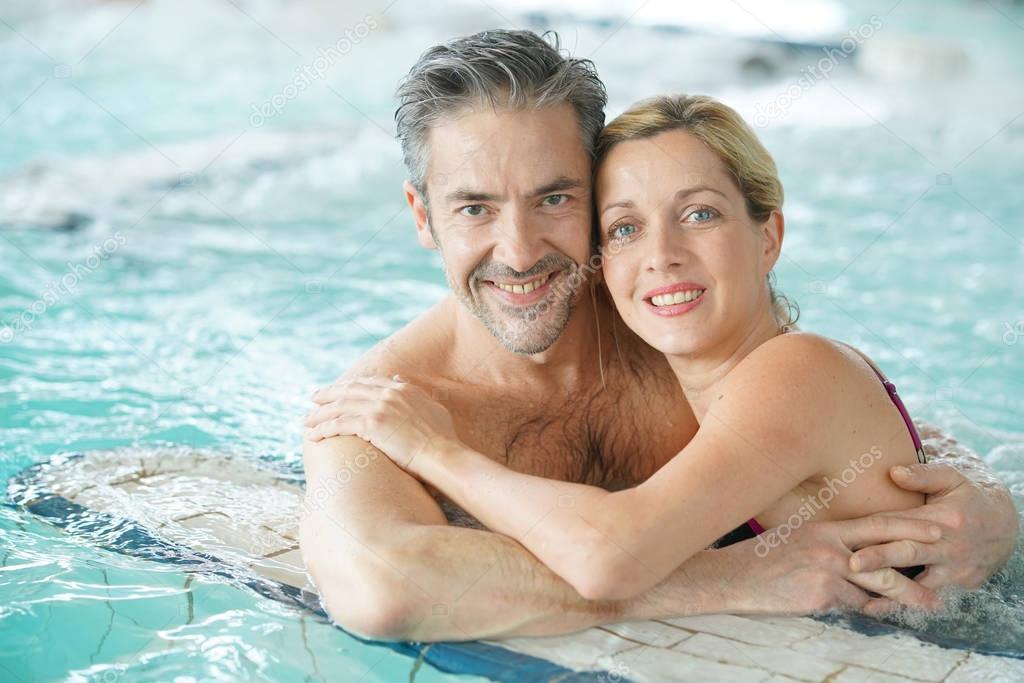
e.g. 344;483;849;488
595;94;799;329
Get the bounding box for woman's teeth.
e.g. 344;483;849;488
650;289;704;307
493;273;551;294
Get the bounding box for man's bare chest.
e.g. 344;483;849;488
448;389;653;490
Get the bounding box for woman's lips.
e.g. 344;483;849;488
643;288;706;317
484;271;560;306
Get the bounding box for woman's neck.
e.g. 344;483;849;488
667;308;784;421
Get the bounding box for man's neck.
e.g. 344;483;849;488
446;292;604;394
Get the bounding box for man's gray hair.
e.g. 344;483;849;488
395;29;607;198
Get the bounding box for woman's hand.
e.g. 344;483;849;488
303;376;460;478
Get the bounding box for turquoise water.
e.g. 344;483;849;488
2;0;1023;679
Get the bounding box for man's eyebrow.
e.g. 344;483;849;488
444;188;502;204
443;177;584;204
530;176;584;197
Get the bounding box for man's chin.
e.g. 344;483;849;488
485;316;564;355
501;334;561;356
478;302;572;355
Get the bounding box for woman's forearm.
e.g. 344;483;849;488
428;443;606;536
426;443;664;599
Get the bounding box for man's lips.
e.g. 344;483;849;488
482;270;560;305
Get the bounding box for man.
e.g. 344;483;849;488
299;29;1017;642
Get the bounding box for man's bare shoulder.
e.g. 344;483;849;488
337;296;456;383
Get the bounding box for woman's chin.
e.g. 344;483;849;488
639;329;708;358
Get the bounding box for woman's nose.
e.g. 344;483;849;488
643;222;688;272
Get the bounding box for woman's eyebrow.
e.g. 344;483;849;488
675;185;729;201
600;186;729;217
600;199;634;217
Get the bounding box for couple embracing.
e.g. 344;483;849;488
300;29;1017;641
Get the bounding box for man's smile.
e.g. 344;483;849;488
481;270;561;305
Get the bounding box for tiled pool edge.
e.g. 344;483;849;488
10;452;1024;683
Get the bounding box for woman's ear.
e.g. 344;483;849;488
404;180;437;250
760;210;784;276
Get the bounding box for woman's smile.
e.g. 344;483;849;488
641;282;708;317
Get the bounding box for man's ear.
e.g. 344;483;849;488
404;180;437;250
760;210;784;276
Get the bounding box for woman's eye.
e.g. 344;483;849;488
687;207;718;223
542;194;569;207
460;205;486;217
609;223;637;240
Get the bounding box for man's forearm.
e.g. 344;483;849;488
347;523;734;641
369;523;620;640
302;434;734;641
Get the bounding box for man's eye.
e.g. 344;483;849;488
460;205;486;217
542;194;569;207
609;222;637;240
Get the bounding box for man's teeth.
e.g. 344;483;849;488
494;273;550;294
651;289;704;307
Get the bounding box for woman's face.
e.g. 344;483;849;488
595;129;782;358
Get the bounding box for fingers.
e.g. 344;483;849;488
304;413;365;442
862;597;897;618
869;506;944;526
303;397;373;429
889;463;966;496
831;580;871;612
849;539;938;573
848;568;940;611
310;377;400;404
837;515;942;549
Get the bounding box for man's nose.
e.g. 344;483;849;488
492;208;547;274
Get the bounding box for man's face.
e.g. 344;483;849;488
415;103;594;354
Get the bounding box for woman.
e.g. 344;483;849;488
303;95;936;602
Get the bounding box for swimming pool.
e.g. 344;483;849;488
1;0;1022;679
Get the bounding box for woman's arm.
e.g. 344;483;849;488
306;337;848;600
422;386;825;600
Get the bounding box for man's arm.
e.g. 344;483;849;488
300;435;941;641
302;433;641;641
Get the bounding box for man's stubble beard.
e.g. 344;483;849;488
433;228;590;355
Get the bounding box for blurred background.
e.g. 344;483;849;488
1;0;1023;680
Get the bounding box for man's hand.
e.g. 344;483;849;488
848;463;1019;612
690;517;944;617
